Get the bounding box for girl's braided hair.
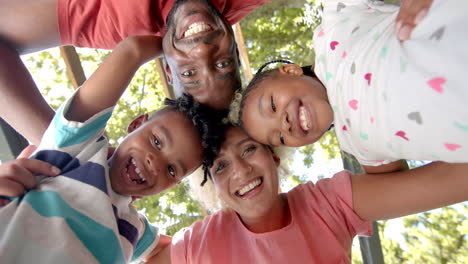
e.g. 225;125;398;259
164;93;228;186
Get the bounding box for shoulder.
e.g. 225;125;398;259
212;0;271;24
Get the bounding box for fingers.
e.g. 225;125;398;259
0;158;61;197
0;178;26;197
395;0;432;41
17;145;37;159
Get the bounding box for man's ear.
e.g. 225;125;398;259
273;154;281;167
278;64;303;76
127;113;149;133
163;59;173;84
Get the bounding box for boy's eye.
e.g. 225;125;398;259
216;60;232;69
181;70;195;77
279;134;285;145
154;137;161;149
242;145;257;157
168;165;176;177
270;96;276;112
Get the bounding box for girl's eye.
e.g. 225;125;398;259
168;165;176;177
270;96;276;112
181;70;195;77
215;161;227;173
154;137;161;150
216;60;232;69
279;134;285;145
242;145;257;157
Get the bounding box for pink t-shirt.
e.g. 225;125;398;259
57;0;271;49
171;170;372;264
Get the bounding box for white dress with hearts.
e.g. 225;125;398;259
313;0;468;166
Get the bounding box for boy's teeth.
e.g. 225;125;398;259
128;158;147;184
238;179;262;196
299;106;310;131
184;22;211;37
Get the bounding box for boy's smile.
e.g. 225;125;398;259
109;109;203;196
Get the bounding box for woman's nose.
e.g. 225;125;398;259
232;159;253;179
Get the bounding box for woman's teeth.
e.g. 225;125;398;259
184;22;211;37
237;179;262;196
299;106;310;131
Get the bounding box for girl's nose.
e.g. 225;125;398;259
281;111;291;133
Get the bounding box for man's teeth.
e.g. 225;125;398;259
184;22;211;37
299;106;310;131
238;179;262;196
128;158;147;184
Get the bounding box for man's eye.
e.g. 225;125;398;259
216;60;231;69
154;137;161;149
168;165;176;177
181;70;195;77
270;96;276;112
279;134;285;145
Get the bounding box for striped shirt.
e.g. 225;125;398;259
0;91;158;263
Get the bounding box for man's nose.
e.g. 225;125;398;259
188;41;216;58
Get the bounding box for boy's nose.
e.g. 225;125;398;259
145;153;161;176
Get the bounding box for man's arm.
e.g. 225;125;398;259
66;36;162;122
352;161;468;221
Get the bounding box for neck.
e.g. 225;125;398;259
238;194;291;233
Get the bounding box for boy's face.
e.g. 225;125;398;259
162;0;241;110
109;109;203;196
241;65;334;147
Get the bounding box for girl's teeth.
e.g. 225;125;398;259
299;106;310;131
238;179;262;196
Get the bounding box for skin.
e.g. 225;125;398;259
109;110;203;197
162;0;241;110
147;127;468;263
242;64;334;147
241;64;409;174
209;127;290;233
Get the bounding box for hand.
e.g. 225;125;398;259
395;0;433;41
0;145;61;204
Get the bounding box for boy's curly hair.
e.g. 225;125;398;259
164;93;228;186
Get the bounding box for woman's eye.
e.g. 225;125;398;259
181;70;195;77
279;134;285;145
270;96;276;112
168;165;176;177
215;162;227;173
242;145;257;157
154;137;161;149
216;60;231;69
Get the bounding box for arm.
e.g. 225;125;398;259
66;36;162;122
352;161;468;221
362;159;409;174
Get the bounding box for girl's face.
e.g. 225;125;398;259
241;64;333;147
210;127;280;219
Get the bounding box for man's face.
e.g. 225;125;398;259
163;0;241;110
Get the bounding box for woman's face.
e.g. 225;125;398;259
210;127;280;219
241;64;333;147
